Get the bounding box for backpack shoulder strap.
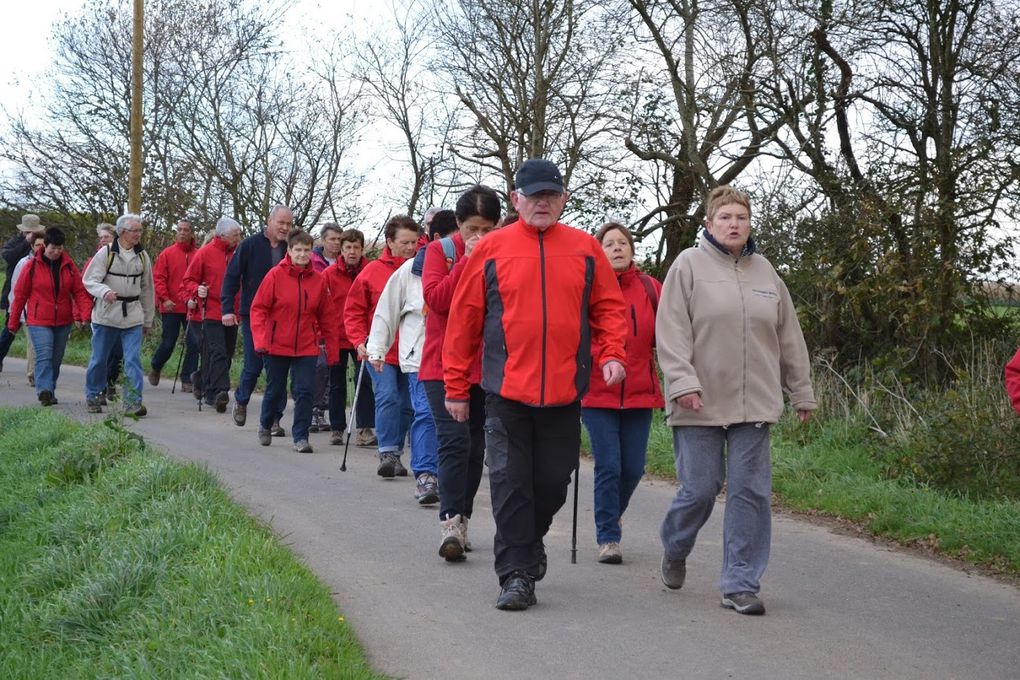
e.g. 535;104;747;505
440;237;457;269
638;274;659;314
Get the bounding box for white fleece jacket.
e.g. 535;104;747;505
366;258;426;372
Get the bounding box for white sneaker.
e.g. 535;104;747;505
356;427;377;446
439;514;466;562
598;542;622;564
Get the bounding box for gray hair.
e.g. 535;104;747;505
215;217;242;236
96;222;115;237
267;204;292;221
115;213;142;234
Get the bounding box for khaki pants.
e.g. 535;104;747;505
25;326;35;380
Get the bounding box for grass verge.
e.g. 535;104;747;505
0;406;387;678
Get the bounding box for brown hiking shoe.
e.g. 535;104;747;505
148;368;160;386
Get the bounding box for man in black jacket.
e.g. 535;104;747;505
0;214;46;371
220;205;291;428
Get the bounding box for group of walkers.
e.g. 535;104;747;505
0;158;819;616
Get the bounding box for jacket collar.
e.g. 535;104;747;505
173;238;196;253
212;236;235;254
701;229;756;261
280;254;313;278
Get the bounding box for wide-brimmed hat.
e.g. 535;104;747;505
514;159;565;196
17;214;44;233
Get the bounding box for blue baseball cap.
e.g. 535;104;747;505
514;159;565;196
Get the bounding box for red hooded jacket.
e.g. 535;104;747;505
443;220;628;406
581;265;665;409
322;255;368;356
180;237;238;321
343;247;407;366
250;256;338;360
8;251;91;331
1006;348;1020;415
152;239;196;311
420;232;480;384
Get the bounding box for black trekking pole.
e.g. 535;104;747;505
196;294;208;412
571;457;580;564
341;359;368;472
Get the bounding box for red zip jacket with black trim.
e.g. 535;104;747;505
343;247;406;366
250;255;338;360
321;255;368;355
180;236;238;322
8;251;91;331
152;239;196;311
420;232;482;383
582;264;665;409
443;220;628;406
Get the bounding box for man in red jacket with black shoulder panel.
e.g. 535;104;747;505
443;158;629;611
149;218;199;390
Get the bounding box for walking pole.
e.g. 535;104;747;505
196;294;207;412
340;358;367;472
170;316;190;395
571;457;580;564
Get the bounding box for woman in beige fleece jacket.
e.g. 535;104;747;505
655;185;816;616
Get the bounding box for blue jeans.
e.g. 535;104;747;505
26;325;71;395
262;354;316;443
660;423;772;595
368;362;411;456
150;312;199;380
86;324;144;406
406;371;438;476
235;317;264;406
582;407;653;544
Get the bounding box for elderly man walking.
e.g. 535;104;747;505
443;159;629;611
82;213;155;416
148;218;199;389
221;205;291;432
0;214;46;372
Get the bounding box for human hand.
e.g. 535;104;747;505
103;290;118;303
370;359;384;373
187;299;197;310
356;343;368;360
797;409;812;423
676;393;703;412
222;314;237;326
197;284;208;299
446;400;469;422
143;326;151;337
464;234;481;256
603;360;625;386
162;300;176;311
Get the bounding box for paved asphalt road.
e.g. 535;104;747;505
2;359;1019;679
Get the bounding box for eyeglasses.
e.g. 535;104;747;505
125;228;143;234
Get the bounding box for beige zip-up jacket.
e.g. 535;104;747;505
656;232;816;426
366;258;425;373
82;242;155;330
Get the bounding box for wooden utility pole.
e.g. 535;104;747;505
128;0;144;213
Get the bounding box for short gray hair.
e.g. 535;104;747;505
96;222;115;237
115;214;142;234
215;217;242;236
268;204;292;221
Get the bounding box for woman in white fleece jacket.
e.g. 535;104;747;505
655;185;816;617
367;251;438;506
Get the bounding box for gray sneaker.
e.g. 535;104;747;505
661;555;686;589
393;456;408;477
721;592;765;615
258;428;272;446
597;542;623;564
294;440;313;454
415;473;440;505
86;397;103;413
270;420;286;437
439;514;466;562
356;427;377;446
377;452;398;478
232;401;247;427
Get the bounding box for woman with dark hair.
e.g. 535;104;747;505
250;228;338;453
420;184;501;561
582;222;664;564
343;215;420;477
7;227;91;406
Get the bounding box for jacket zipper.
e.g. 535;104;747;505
736;259;748;421
294;276;303;354
538;230;548;405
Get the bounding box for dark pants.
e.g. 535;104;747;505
151;312;200;380
327;349;375;433
485;393;580;584
106;336;123;389
425;380;485;521
262;354;316;443
0;312;14;361
313;349;329;411
200;320;237;402
235;316;263;405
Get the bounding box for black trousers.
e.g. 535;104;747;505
201;320;238;400
327;349;375;432
425;381;486;521
484;393;580;583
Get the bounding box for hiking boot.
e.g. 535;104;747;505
106;384;118;400
294;439;313;454
330;430;344;445
310;409;328;433
462;516;472;552
495;571;536;611
181;382;193;393
598;542;623;565
393;456;408;477
721;592;766;616
86;397;103;413
190;371;203;400
439;514;466;562
126;404;147;418
258;428;272;446
232;401;247;426
356;427;377;446
377;452;399;478
214;391;229;413
148;368;160;386
415;473;440;505
98;392;108;406
533;545;547;582
270;420;286;437
661;555;686;590
38;390;54;407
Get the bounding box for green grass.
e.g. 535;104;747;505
0;407;387;678
619;412;1020;575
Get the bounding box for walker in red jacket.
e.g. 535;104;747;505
148;220;199;388
250;230;339;453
